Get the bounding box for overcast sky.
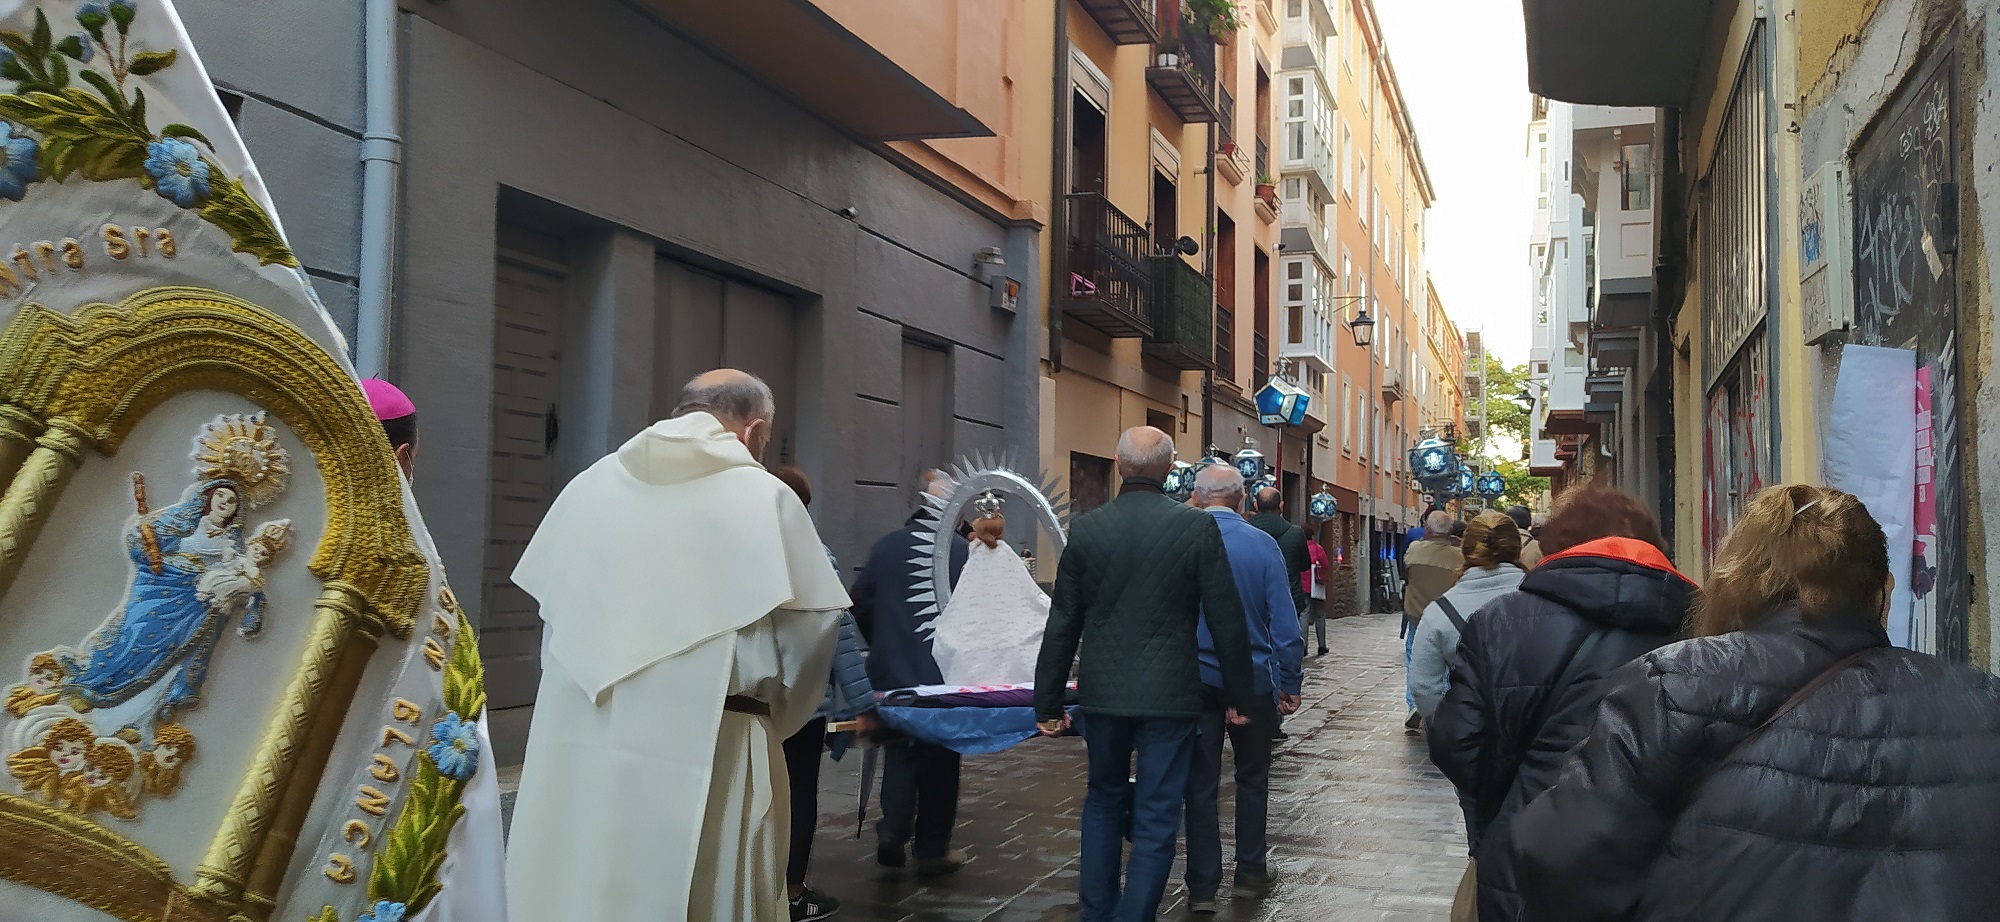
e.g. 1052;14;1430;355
1375;0;1534;364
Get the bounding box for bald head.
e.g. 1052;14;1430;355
1115;426;1176;481
1425;510;1454;534
672;369;776;461
1191;465;1245;509
1252;487;1283;514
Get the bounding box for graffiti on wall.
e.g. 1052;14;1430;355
1851;46;1965;659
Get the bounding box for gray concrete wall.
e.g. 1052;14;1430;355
183;0;1042;761
180;0;365;337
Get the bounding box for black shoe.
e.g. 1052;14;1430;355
790;887;841;921
1404;709;1422;732
876;842;906;868
1271;729;1290;741
1234;868;1277;898
1317;646;1330;656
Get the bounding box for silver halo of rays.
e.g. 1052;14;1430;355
908;449;1072;635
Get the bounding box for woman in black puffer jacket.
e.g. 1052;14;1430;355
1427;487;1695;921
1511;484;2000;921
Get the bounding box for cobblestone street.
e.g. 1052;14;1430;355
804;611;1467;921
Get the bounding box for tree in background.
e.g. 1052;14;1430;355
1474;356;1549;510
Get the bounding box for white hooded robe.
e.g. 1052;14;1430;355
504;413;850;921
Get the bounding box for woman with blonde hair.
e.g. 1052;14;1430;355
1511;484;2000;921
1410;511;1524;720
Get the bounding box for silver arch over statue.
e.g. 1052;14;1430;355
910;452;1071;619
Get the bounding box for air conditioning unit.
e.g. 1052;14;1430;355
1800;161;1854;345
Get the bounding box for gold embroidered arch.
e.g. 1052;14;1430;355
0;287;429;921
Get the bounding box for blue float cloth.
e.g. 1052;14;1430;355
876;704;1081;755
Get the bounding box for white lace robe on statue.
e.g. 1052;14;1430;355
931;540;1052;687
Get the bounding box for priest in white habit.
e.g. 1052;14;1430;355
506;369;852;921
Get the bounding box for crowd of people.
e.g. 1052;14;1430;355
485;366;2000;922
1403;484;2000;922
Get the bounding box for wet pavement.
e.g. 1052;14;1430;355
802;611;1468;921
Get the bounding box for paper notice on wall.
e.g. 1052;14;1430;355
1823;345;1918;647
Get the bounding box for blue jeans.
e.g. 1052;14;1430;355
1402;622;1417;712
1080;713;1196;922
1184;688;1277;899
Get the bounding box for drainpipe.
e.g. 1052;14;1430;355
1652;107;1683;551
1047;1;1069;375
1203;118;1217;452
356;0;403;378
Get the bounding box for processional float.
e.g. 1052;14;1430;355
844;453;1074;830
0;3;501;921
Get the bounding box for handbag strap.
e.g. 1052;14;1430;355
1436;597;1468;633
1672;646;1875;814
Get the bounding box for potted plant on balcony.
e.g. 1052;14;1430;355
1189;0;1245;42
1255;174;1278;206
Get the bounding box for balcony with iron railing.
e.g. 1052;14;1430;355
1147;15;1221;123
1253;330;1270;383
1216;87;1253;183
1062;192;1154;338
1217;85;1237;150
1145;256;1215;370
1077;0;1160;45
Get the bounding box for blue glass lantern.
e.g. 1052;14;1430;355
1457;468;1476;497
1254;378;1311;427
1476;470;1506;498
1233;441;1266;482
1409;438;1459;489
1309;489;1337;519
1163;460;1197;502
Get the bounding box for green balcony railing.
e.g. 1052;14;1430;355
1145;256;1215;370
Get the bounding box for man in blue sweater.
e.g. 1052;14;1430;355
1183;465;1305;910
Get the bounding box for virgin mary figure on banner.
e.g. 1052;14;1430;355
58;416;294;747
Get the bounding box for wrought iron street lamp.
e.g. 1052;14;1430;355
1350;308;1375;347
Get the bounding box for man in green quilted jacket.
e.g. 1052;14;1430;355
1034;426;1259;922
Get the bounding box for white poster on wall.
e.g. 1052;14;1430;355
1822;345;1918;647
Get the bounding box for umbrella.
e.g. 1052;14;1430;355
856;743;877;838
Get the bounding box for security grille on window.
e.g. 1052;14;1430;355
1698;22;1775;549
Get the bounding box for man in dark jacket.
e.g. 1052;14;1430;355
1427;487;1694;922
1035;427;1259;922
1248;488;1311;623
850;470;970;876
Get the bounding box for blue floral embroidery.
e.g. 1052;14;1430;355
427;712;479;781
0;123;39;201
74;2;107;34
359;901;406;922
143;137;209;207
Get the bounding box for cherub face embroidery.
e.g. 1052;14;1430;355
3;413;297;820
